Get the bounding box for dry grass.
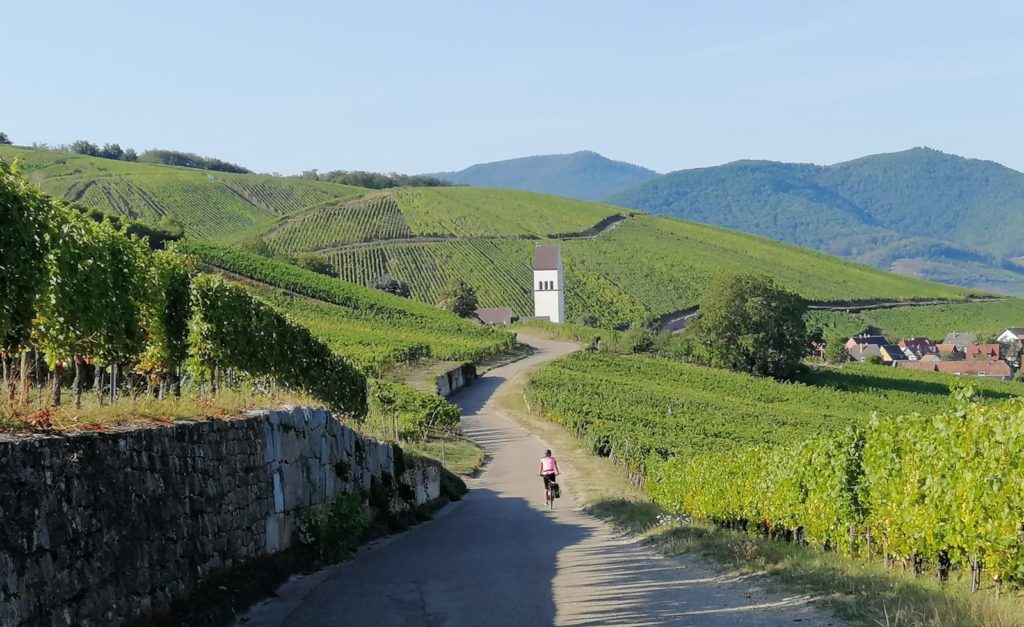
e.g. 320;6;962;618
0;384;319;434
654;523;1024;626
400;436;486;477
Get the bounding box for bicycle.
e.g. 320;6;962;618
540;473;559;509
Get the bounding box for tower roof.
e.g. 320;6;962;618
533;246;560;271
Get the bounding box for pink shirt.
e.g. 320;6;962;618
540;456;558;474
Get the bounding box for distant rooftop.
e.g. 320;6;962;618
533;246;561;271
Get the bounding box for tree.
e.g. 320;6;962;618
69;140;99;156
98;143;124;160
438;278;478;317
687;273;809;379
123;148;138;162
370;275;411;298
824;333;850;364
0;132;12;145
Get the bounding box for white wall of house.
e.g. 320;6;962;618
997;330;1022;345
533;268;564;323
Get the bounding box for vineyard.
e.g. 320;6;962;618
263;194;414;252
804;300;1024;342
524;352;1021;478
315;214;974;328
2;160;510;433
858;299;1024;341
649;394;1024;593
0;145;366;242
174;241;516;369
391;187;622;237
526;351;1024;592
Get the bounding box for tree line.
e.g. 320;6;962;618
297;169;453;189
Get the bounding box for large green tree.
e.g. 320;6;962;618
688;273;809;379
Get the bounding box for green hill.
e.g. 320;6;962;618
608;148;1024;296
0;145;367;242
254;189;969;328
1;144;977;330
432;150;659;201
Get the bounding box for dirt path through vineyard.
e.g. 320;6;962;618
238;336;841;626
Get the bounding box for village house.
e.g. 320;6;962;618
845;335;886;351
997;327;1024;347
879;345;908;364
894;359;1013;380
898;337;938;360
935;343;966;360
474;307;514;325
965;343;1001;362
942;332;976;349
847;343;882;362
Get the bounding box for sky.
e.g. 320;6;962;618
4;1;1023;175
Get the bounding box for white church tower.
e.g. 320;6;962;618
533;245;565;323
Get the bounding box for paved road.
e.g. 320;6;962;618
239;337;836;626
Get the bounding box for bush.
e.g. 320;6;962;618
298;492;372;561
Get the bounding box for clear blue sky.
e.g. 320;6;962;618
4;0;1022;174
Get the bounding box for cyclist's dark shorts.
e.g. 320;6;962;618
542;473;557;487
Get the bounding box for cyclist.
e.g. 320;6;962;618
538;449;560;505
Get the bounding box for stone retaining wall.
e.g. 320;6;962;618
0;407;439;626
435;363;477;397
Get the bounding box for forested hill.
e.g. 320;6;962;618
432;150;659;201
607;148;1024;296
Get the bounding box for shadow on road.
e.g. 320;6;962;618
278;487;589;626
450;375;507;416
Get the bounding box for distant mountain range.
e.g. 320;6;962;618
609;148;1024;296
435;147;1024;297
431;150;658;201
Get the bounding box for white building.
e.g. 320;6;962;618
997;328;1024;346
533;246;564;323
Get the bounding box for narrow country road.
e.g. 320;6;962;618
238;337;837;626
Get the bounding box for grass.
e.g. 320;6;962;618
652;523;1024;626
401;436;485;477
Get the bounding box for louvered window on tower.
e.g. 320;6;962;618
532;245;564;323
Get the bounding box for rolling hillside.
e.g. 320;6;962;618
0;144;978;330
432;150;658;201
250;188;971;328
608;148;1024;296
0;145;367;242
